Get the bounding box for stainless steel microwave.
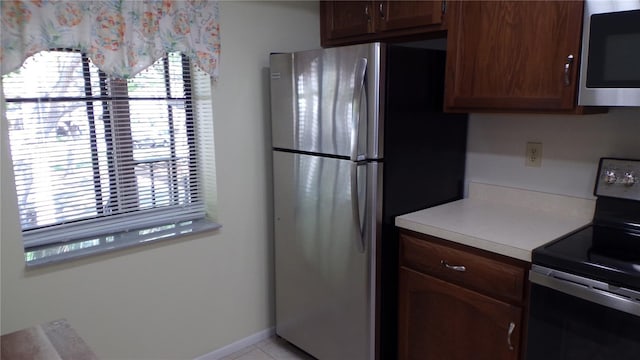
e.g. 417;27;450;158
578;0;640;106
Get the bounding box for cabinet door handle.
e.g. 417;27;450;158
379;3;384;19
564;55;574;86
507;321;516;351
364;4;370;21
441;260;466;272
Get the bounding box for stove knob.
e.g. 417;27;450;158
604;170;617;184
622;172;636;186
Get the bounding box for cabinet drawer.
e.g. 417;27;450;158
399;232;526;303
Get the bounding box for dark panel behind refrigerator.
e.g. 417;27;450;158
378;45;468;360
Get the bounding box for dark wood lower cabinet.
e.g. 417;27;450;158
399;267;522;360
398;230;529;360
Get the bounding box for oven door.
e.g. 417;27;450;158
526;265;640;360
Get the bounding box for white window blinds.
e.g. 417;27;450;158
3;50;214;248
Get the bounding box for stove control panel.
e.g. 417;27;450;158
595;158;640;200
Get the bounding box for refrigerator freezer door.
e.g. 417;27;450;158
273;151;372;359
270;44;375;159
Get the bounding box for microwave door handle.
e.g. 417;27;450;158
564;54;574;86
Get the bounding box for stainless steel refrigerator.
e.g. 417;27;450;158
270;42;468;360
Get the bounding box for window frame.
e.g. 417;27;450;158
2;50;220;266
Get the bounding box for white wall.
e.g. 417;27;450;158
0;2;319;359
466;108;640;199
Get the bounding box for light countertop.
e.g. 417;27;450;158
395;183;596;262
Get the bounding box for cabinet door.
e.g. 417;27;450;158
398;267;522;360
377;1;443;32
445;1;584;111
321;1;373;43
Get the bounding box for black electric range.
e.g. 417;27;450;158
533;201;640;291
527;158;640;360
531;157;640;313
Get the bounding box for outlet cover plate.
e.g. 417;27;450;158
526;142;542;167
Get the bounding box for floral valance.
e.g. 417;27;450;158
1;0;220;79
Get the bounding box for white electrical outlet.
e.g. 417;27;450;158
526;142;542;167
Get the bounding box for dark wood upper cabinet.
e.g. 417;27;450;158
320;0;605;113
320;1;446;47
444;1;589;113
377;1;443;32
321;1;373;42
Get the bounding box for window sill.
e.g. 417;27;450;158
24;218;221;268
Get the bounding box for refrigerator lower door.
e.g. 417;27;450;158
273;151;373;360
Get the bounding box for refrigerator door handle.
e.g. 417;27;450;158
351;161;366;253
350;58;368;162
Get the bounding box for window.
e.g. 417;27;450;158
2;50;218;264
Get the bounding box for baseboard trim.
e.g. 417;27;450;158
194;327;275;360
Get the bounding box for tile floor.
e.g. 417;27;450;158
221;336;315;360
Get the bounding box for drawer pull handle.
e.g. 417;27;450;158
441;260;466;272
507;321;516;351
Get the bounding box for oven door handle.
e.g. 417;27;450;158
529;265;640;317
